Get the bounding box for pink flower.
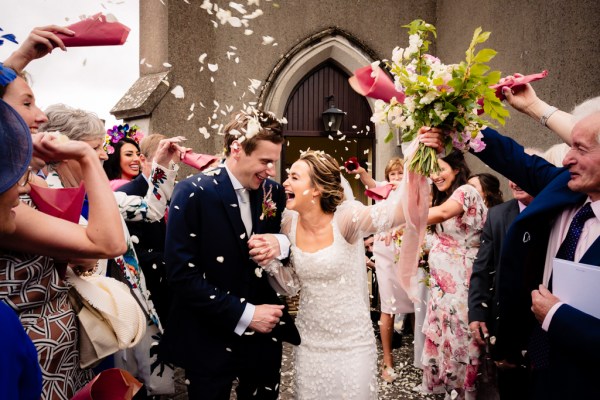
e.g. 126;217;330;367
424;338;439;356
430;268;457;294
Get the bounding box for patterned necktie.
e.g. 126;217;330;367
555;203;595;261
530;203;595;370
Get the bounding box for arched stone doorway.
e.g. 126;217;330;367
260;29;401;201
282;61;374;204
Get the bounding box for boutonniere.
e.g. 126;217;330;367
260;182;277;221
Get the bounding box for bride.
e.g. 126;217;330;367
251;147;437;399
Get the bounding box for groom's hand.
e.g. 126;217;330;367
248;234;280;266
249;304;284;334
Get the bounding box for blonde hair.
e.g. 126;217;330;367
139;133;166;159
384;157;404;181
299;150;344;214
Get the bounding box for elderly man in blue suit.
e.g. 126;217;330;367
160;110;299;400
427;83;600;399
467;84;599;399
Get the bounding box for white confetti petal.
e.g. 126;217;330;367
244;29;253;35
216;256;224;263
163;62;172;67
208;63;218;72
198;53;207;63
210;295;216;299
171;85;185;99
190;233;197;237
262;35;275;45
199;127;210;139
188;262;195;267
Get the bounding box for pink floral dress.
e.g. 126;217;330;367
421;184;487;397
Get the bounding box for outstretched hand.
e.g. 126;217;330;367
33;132;94;163
154;136;189;167
5;25;74;72
501;73;542;116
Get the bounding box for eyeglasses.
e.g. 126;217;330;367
19;166;33;187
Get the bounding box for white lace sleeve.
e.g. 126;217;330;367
262;258;300;297
335;186;406;245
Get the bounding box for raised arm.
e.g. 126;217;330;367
4;134;126;258
502;75;573;145
3;25;73;72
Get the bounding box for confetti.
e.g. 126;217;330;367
208;63;219;72
210;295;216;299
171;85;185;99
163;62;172;67
199;127;210;139
262;35;275;45
216;256;224;263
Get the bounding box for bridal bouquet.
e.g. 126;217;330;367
371;19;508;176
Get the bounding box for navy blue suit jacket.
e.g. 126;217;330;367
468;198;520;355
474;128;600;399
160;166;299;372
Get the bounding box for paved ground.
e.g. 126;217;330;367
168;332;445;400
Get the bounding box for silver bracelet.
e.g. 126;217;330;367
540;106;558;127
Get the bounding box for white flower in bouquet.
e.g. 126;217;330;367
376;19;509;176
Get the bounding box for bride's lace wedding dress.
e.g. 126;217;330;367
281;194;405;400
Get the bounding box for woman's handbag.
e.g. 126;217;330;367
66;268;146;368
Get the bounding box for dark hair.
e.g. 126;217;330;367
102;138;140;180
470;172;504;207
431;151;471;207
223;110;284;157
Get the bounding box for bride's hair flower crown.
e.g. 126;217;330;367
104;124;145;154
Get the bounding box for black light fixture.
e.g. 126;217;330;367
322;95;345;132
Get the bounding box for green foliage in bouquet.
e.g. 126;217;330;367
372;19;509;176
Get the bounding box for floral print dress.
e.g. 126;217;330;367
421;184;487;397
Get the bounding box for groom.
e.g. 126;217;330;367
160;110;300;399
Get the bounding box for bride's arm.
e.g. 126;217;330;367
336;186;406;245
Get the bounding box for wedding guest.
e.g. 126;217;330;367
1;25;73;177
160;109;300;400
40;104;183;397
420;151;487;400
353;157;413;383
466;80;600;399
119;133;175;322
468;172;504;208
0;99;126;399
103;132;143;190
468;176;536;400
0;97;42;400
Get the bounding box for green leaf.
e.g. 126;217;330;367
384;130;394;143
476;31;491;43
473;48;497;63
470;63;491;77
